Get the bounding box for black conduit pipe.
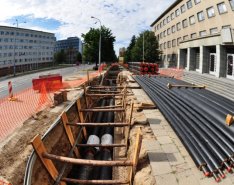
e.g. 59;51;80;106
134;76;234;181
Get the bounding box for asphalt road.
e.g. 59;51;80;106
0;65;93;99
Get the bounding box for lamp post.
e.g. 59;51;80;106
143;31;145;63
91;16;101;68
13;19;26;76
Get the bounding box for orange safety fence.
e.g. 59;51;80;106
0;71;100;141
159;67;185;80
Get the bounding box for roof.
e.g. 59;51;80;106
0;25;54;35
150;0;182;27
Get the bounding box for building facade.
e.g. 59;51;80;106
151;0;234;80
0;26;55;76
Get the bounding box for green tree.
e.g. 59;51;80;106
76;51;82;63
54;49;66;64
131;31;159;62
82;26;117;66
124;35;136;62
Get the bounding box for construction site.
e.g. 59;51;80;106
0;63;234;185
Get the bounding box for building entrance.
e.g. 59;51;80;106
227;54;234;80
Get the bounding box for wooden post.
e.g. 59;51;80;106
31;135;66;185
87;70;90;86
83;85;91;122
76;98;88;140
129;128;142;184
125;101;134;156
61;112;81;158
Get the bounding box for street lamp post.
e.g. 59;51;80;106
143;32;145;63
13;19;26;76
91;16;101;68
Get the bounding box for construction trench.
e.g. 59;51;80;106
22;63;234;185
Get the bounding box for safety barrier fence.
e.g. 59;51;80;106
0;71;100;141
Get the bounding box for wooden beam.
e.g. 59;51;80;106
76;98;88;140
43;153;133;166
61;112;80;158
80;108;125;112
130;128;142;184
62;178;129;184
125;101;134;151
88;90;121;93
31;135;66;185
91;105;123;109
86;93;123;97
76;143;126;148
67;122;129;127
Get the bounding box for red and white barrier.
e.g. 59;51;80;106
8;81;13;99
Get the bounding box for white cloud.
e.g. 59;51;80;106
0;0;175;54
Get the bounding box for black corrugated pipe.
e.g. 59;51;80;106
74;99;107;183
134;76;234;181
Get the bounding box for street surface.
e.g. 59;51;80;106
0;65;93;99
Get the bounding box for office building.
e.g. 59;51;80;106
151;0;234;79
0;25;55;76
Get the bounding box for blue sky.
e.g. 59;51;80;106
0;0;174;54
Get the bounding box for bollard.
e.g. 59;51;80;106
8;81;17;101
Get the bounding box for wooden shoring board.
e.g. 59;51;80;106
129;128;143;184
61;112;81;158
62;178;129;184
67;122;129;127
76;98;88;140
80;108;125;112
43;152;133;166
125;101;134;150
31;135;67;185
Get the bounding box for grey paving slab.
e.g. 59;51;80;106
155;174;179;185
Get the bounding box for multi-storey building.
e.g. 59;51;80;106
0;26;55;76
55;37;83;64
151;0;234;80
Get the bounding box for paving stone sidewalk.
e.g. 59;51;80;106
133;88;234;185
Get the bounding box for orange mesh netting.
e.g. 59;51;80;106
0;71;100;141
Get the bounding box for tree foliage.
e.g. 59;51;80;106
82;26;117;65
125;31;159;62
76;51;82;63
54;49;66;64
124;35;136;62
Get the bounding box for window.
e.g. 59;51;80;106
181;4;186;13
172;39;176;47
167;16;171;23
160;22;163;28
177;22;181;30
187;0;193;9
189;15;196;25
197;11;205;21
199;30;207;37
163;19;167;25
175;9;180;16
207;7;215;18
164;42;167;49
171;12;175;20
183;35;189;40
194;0;201;4
182;19;188;28
191;33;197;39
164;30;167;37
210;27;218;34
167;28;171;35
172;25;176;33
229;0;234;10
222;25;231;29
167;41;171;48
217;2;227;14
160;32;163;38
